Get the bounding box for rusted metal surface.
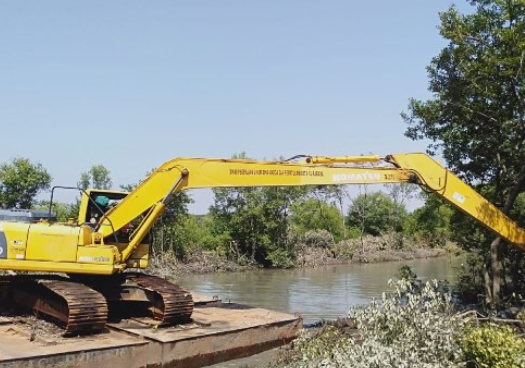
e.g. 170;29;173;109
5;276;108;335
2;273;193;335
0;301;302;368
82;273;194;326
0;325;149;368
125;273;194;325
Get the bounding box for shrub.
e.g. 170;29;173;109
397;265;418;281
346;192;408;236
283;279;464;368
292;326;351;363
455;254;486;305
346;226;362;239
331;240;355;260
266;248;295;268
290;198;345;242
460;324;525;368
302;230;335;249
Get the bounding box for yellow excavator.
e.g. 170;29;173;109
0;153;524;334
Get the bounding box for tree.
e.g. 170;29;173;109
346;191;408;237
210;185;307;266
309;185;350;239
35;201;78;222
78;165;112;190
402;0;525;304
208;153;310;266
290;198;345;242
385;183;419;232
405;193;453;246
0;158;52;209
152;191;192;258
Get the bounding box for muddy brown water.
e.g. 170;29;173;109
179;256;464;325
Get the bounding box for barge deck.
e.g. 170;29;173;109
0;293;302;368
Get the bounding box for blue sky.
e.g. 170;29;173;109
0;1;469;213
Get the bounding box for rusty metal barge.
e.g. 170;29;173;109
0;293;302;368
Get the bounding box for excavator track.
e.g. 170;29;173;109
124;273;194;325
3;276;108;335
77;273;194;326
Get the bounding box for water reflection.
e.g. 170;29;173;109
180;256;463;324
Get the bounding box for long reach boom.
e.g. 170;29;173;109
98;153;525;264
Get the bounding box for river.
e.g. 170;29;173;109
180;256;464;325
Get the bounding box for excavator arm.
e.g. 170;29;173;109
383;153;525;249
97;153;525;264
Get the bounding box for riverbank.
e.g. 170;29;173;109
148;234;455;279
179;256;466;368
263;284;525;368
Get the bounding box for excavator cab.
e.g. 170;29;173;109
74;188;151;269
77;189;127;226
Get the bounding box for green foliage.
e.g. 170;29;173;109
182;215;213;249
460;324;525;368
402;0;525;302
404;0;525;182
78;165;112;190
200;229;231;253
284;279;464;368
121;175;195;259
346;191;408;236
0;158;52;209
265;247;295;269
405;193;453;246
35;201;78;222
455;253;487;303
511;193;525;222
397;265;418;281
345;226;362;239
300;230;335;249
210;185;306;266
292;327;351;363
208;153;311;266
151;192;193;258
290;198;345;242
330;239;355;260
